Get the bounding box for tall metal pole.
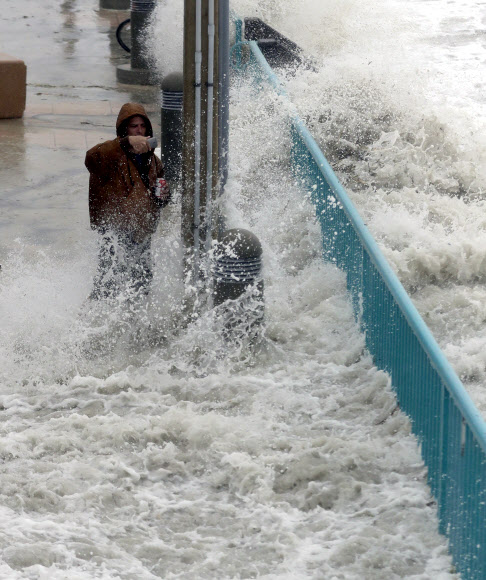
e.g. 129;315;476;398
218;0;229;192
182;0;219;286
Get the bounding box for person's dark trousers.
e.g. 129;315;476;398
90;230;153;300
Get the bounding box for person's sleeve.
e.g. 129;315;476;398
119;137;131;155
85;138;123;176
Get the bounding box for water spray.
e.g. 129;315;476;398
182;0;264;325
116;0;159;85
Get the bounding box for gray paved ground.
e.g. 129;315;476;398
0;0;161;255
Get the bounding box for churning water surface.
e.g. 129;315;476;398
1;0;485;577
271;0;486;410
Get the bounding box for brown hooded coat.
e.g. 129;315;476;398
85;103;165;243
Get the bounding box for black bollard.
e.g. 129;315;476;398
213;229;264;338
100;0;129;9
161;72;183;183
116;0;158;85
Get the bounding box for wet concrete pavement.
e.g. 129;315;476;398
0;0;162;256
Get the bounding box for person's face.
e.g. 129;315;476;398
127;116;147;137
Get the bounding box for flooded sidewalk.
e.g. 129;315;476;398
0;0;160;253
0;2;460;579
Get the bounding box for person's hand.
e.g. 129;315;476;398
128;135;151;153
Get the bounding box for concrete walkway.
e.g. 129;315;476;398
0;0;161;254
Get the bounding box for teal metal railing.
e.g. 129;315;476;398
232;35;486;580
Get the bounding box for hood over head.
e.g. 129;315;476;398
116;103;153;138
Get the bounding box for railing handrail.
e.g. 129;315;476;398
244;39;486;454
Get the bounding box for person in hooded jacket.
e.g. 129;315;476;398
85;103;170;300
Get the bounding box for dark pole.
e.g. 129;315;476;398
182;0;219;257
182;0;197;253
218;0;229;192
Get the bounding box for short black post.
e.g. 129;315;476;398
213;229;264;338
161;72;183;183
116;0;158;85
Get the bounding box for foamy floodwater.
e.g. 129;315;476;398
0;79;455;580
1;0;480;577
272;0;486;415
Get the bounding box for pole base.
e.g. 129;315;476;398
116;64;160;86
99;0;129;10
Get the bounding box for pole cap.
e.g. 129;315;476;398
218;229;263;260
161;72;184;92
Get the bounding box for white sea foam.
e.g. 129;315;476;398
273;0;486;409
2;0;482;576
0;57;456;580
146;0;183;76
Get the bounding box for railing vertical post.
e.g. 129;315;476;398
232;18;243;69
438;385;450;536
